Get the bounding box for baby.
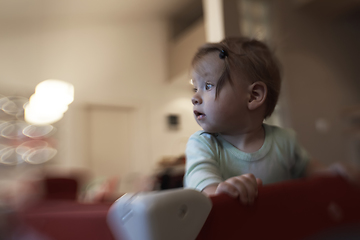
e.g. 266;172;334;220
184;37;357;204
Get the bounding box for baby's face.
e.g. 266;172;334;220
191;52;251;135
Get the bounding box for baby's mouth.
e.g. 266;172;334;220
194;110;206;120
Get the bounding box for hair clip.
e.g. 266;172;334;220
219;49;228;59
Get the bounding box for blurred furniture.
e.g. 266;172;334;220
156;155;185;190
18;177;116;240
20;200;115;240
157;167;184;190
44;177;78;200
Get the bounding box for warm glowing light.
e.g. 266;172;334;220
25;103;64;126
16;140;48;157
22;125;55;138
190;79;193;85
35;79;74;105
16;140;56;164
25;147;57;164
0;145;22;165
0;121;28;139
24;79;74;125
29;94;69;114
1;97;28;116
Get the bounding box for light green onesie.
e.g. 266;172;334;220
184;124;310;191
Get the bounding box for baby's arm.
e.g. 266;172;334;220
185;133;262;205
202;174;263;205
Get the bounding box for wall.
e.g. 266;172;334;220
168;19;206;81
271;1;360;164
0;14;201;182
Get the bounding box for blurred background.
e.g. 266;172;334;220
0;0;360;207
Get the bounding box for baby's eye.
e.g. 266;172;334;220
193;87;198;93
205;82;213;90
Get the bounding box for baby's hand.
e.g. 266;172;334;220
215;173;262;205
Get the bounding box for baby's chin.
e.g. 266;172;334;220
198;125;219;134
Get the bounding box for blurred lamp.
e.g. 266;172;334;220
25;103;64;125
35;79;74;105
24;79;74;125
29;94;69;114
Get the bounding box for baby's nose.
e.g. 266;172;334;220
192;96;202;105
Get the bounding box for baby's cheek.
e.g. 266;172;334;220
213;107;231;120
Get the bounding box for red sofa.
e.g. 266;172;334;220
19;200;115;240
15;177;116;240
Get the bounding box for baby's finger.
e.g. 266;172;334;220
236;176;257;204
256;178;263;196
242;173;257;183
226;178;249;204
239;174;259;198
215;182;239;198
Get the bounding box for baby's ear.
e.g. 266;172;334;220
247;82;267;111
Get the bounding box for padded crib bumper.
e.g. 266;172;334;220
108;175;360;240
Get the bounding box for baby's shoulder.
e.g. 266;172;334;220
265;124;297;143
188;131;220;147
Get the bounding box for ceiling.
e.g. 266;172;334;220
0;0;196;21
295;0;360;19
